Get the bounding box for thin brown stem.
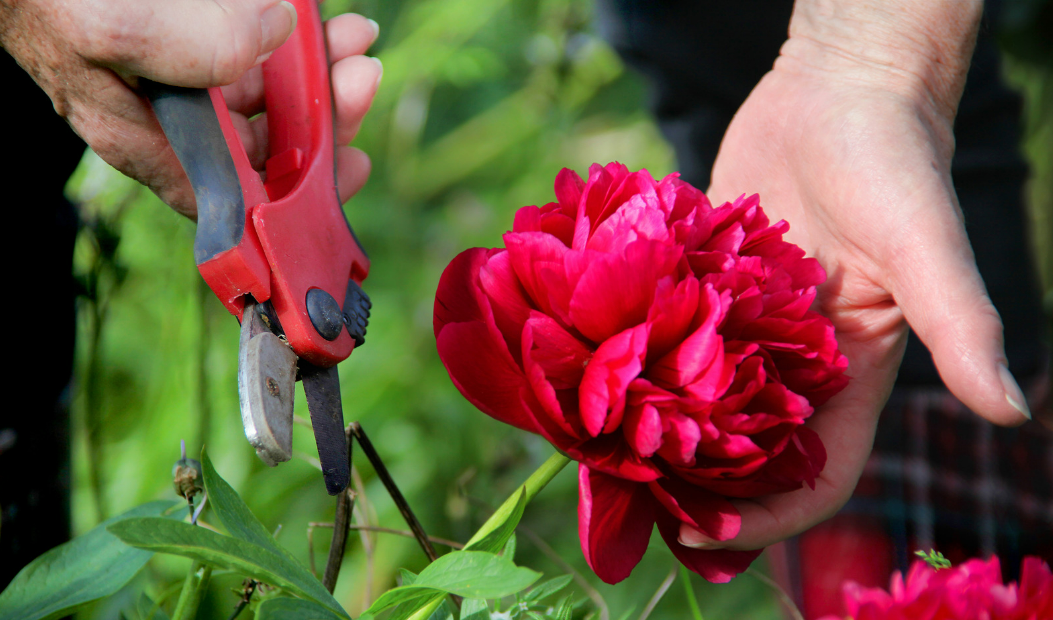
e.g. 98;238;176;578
323;427;356;594
348;422;438;562
351;468;375;608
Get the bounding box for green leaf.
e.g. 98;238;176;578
501;534;517;561
255;597;347;620
460;599;490;620
107;518;348;619
400;569;419;586
365;551;540;616
199;448;292;561
136;593;170;620
465;489;526;554
521;575;572;603
552;595;573;620
0;501;177;620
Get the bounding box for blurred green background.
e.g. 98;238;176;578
63;0;1052;619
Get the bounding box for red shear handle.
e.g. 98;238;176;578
202;0;370;367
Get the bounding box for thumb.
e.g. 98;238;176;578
83;0;297;87
889;197;1031;426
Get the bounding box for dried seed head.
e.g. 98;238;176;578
173;456;203;500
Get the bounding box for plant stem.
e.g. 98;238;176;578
465;451;571;548
680;566;704;620
171;561;213;620
744;568;805;620
323;426;356;593
638;564;678;620
405;451;572;620
350;422;438;562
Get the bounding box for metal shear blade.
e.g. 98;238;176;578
237;297;350;495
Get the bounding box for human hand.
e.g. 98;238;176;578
681;0;1031;552
0;0;382;218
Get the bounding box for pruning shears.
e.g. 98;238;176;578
144;0;370;495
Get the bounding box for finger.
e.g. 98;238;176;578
887;191;1030;426
326;14;381;63
332;55;383;145
234;111;271;170
222;14;379;126
678;328;906;551
336;146;371;204
79;0;297;87
220;66;267;118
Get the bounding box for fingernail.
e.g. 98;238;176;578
370;57;383;88
999;363;1031;420
252;51;273;68
261;1;298;52
679;525;724;550
366;18;380;41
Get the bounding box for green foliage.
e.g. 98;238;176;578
0;501;177;620
914;549;953;571
255;597;348;620
108;449;349;619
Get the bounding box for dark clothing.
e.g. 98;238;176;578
0;49;83;588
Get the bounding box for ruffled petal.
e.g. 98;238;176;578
578;465;655;584
568;239;682;344
579;324;649;437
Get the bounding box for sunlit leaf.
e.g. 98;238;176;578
0;501;177;620
465;489;526;554
521;575;572;603
107;518;348;619
364;551;540;616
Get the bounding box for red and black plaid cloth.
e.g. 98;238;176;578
771;375;1053;619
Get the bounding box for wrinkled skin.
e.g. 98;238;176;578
0;0;381;217
435;163;848;583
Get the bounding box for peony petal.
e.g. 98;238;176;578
656;410;702;467
523;311;593;388
578;465;656;584
504;231;570;319
579;324;649;437
521;316;586;443
512;205;542;233
573;433;664;482
436;320;539;434
587;197;670;253
479;251;534;365
434;247;494;335
648;475;741;541
654;510;761;583
646;277;700;363
648;284;725;390
554;168;585;218
569;239;682;344
623;402;662;458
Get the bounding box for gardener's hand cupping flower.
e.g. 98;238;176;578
698;0;1032;555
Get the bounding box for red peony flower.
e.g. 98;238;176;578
817;556;1053;620
433;163;848;583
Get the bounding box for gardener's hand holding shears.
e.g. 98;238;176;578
0;0;381;218
2;0;383;494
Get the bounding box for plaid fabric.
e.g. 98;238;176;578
846;380;1053;575
773;373;1053;619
